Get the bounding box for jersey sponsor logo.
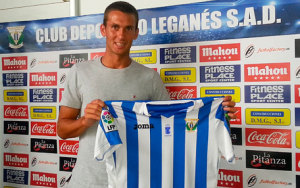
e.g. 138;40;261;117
160;46;196;64
200;43;240;62
296;39;300;58
4;89;27;102
230;107;241;125
30;106;56;119
160;67;196;83
7;25;25;49
134;124;154;129
296;153;300;171
246;150;292;171
59;140;79;155
130;49;157;64
4;153;29;168
59;157;77;172
164;124;172;136
200;65;241;83
2;56;27;70
2;73;27;87
30;88;57;103
31;121;57;136
101;110;117;132
3;169;29;185
4;105;29;119
244;63;290;82
246;128;291;148
230;128;242;145
30;171;57;187
30;72;57;86
59;53;88;68
245;108;290;126
200;86;241;102
245;85;291;103
4;121;29;135
185;118;199;132
296;108;300;126
166;86;197;100
295;85;300;103
218;169;243;188
31;138;57;153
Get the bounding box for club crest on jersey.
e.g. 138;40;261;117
101;110;117;133
7;26;25;49
185;118;199;132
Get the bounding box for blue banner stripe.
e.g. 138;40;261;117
150;116;162;188
122;102;139;188
173;113;186;188
195;100;211;188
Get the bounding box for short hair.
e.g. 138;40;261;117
103;1;139;29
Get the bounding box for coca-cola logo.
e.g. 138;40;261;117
59;140;79;155
246;128;291;148
166;86;197;100
31;122;56;136
4;105;28;119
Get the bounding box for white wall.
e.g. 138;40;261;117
0;0;211;23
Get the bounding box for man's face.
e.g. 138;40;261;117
101;10;139;57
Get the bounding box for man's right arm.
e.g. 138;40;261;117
57;99;106;139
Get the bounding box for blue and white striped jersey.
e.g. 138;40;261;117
94;97;234;188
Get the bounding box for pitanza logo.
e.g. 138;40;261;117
4;121;29;135
200;43;240;62
31;138;57;153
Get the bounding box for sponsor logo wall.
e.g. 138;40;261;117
1;0;300;187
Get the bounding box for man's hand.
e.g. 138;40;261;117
82;99;106;128
222;96;237;120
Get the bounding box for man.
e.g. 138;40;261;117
58;1;236;187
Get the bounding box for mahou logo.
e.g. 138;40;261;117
166;86;197;100
31;121;57;136
30;72;57;86
59;140;79;155
244;63;290;82
31;171;57;187
4;105;28;119
200;43;240;62
4;153;29;168
218;169;243;188
2;56;27;70
246;128;291;148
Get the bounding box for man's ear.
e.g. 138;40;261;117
100;24;106;37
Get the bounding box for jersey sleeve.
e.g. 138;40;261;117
94;109;122;161
215;102;235;164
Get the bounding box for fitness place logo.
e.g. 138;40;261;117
7;26;25;49
4;169;29;185
2;73;27;87
245;85;291;103
200;65;241;83
160;46;196;64
59;53;88;68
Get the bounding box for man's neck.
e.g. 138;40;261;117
101;54;131;69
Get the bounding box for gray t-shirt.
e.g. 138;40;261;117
60;59;170;188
